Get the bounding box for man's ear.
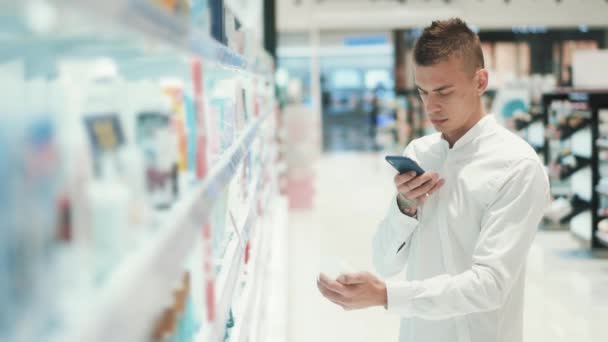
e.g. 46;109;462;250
476;68;489;95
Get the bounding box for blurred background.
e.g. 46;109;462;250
1;0;608;341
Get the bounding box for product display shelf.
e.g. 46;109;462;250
256;197;289;342
196;328;213;342
543;93;575;207
60;0;272;78
552;120;591;141
232;196;279;342
596;184;608;196
228;250;262;342
542;91;608;250
597;230;608;248
590;92;608;250
239;266;266;342
514;113;544;131
571;225;591;245
234;184;277;342
531;144;545;154
0;2;280;341
510;106;545;159
550;185;571;196
198;168;275;342
213;167;266;341
64;110;271;342
596;139;608;150
228;207;272;342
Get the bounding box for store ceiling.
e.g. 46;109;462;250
277;0;608;31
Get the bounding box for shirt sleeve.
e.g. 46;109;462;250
372;144;420;278
384;158;550;320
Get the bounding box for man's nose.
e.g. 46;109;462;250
424;93;441;114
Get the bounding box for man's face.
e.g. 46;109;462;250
414;56;486;139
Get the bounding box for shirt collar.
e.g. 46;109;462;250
441;114;497;151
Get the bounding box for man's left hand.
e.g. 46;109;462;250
316;272;387;310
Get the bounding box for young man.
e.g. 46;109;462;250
317;18;550;342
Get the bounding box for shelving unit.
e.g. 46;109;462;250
595;183;608;196
0;1;286;342
227;200;273;342
541;92;588;230
597;231;608;248
70;111;266;340
542;90;608;250
59;0;273;78
511;108;546;165
395;89;428;144
596;139;608;149
213;169;265;341
514;112;544;131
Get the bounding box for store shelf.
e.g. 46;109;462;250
551;186;571;196
194;189;267;342
596;184;608;196
570;211;592;243
531;144;545;154
63;0;271;77
65;112;270;342
229;227;267;342
70;185;199;342
558;157;592;180
598;208;608;219
230;274;260;342
597;139;608;149
222;175;276;342
514;114;543;131
597;231;608;247
241;274;265;342
214;170;265;341
195;327;213;342
231;196;279;342
546;121;591;141
256;197;288;342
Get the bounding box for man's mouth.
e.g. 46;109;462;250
430;118;448;124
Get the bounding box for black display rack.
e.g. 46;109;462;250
542;90;608;251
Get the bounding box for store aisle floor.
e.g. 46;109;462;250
287;153;608;342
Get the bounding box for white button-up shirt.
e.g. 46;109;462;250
373;114;550;342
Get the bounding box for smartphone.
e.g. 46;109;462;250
385;155;425;176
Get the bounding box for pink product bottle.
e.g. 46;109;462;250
191;58;208;180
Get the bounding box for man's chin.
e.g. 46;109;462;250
432;124;448;134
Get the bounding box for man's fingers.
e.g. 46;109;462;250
317;280;346;306
407;172;439;189
318;273;348;294
319;273;331;283
415;178;445;202
428;178;446;195
409;178;440;199
337;272;370;285
398;177;435;200
394;171;417;187
317;279;341;298
397;172;439;198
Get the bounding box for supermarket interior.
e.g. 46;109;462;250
2;0;608;342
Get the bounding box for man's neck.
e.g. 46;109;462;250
443;109;486;148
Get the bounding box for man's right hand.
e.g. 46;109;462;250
394;171;445;215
